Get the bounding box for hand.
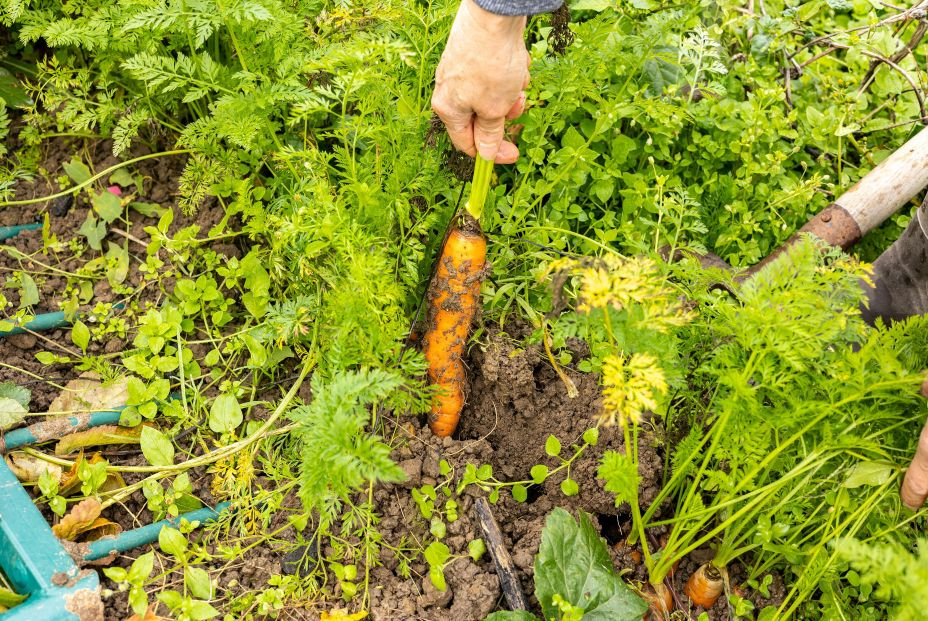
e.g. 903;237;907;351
900;376;928;509
432;0;530;164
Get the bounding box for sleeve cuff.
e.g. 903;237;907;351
471;0;564;16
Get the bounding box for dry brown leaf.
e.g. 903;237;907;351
55;424;145;455
5;451;62;484
52;498;102;540
47;373;129;417
81;517;121;541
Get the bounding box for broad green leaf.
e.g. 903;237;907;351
560;478;579;497
545;435;561;457
128;551;155;583
188;600;219;620
482;613;539;621
512;484;528;502
0;397;27;431
140;426;174;466
0;68;31;108
843;461;893;489
0;382;30;408
185;566;213;600
209;393;243;434
62;157;92;185
18;273;38;308
93;190;122;223
535;508;647;621
78;213;107;251
71;320;90;352
531;465;549;484
468;538;486;561
158;526;187;557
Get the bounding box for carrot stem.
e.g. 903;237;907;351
464;156;494;221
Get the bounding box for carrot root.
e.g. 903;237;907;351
423;222;487;437
641;582;674;620
684;563;724;609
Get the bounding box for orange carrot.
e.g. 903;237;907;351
423;157;494;437
642;583;674;620
423;221;487;436
684;563;724;609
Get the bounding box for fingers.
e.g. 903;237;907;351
473;112;508;162
902;418;928;509
506;92;526;120
432;94;477;158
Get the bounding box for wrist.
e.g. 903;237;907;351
459;0;526;36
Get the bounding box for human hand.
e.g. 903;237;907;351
432;0;530;164
900;376;928;509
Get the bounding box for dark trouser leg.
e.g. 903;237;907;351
861;199;928;325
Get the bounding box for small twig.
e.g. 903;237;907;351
474;497;529;612
858;20;928;93
860;49;927;120
110;228;148;249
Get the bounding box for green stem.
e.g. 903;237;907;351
0;150;191;207
464;157;494;221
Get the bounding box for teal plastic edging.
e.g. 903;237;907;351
0;311;67;338
0;409;124;453
84;502;231;562
0;223;41;242
0;458;102;620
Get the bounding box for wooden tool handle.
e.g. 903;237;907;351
838;125;928;237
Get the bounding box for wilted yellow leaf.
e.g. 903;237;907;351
47;374;129;417
5;451;62;484
55;424;145;455
320;610;368;621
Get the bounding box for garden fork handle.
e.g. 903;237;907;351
749;125;928;275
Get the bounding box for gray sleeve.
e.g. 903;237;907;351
472;0;563;15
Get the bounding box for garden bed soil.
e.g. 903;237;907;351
3;139;785;621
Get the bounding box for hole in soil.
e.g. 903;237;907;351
523;483;544;504
597;513;625;546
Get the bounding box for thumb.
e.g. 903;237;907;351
473;114;506;162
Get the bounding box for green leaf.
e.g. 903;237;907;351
158;526;188;558
128;551;155;584
78;213;107;251
185;566;213;600
0;68;31;108
208;393;243;434
535;508;647;621
424;541;450;567
109;168;134;187
140;426;174;466
18;273;38;308
0;382;30;408
468;538;486;561
843;461;893;489
561;478;579;497
569;0;612;10
62;158;92;185
0;397;27;431
0;585;26;609
598;451;639;506
512;484;528;502
583;428;599;446
530;464;549;484
188;600;219;620
71;320;90;353
545;435;562;457
93;190;123;223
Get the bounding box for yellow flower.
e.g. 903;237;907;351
321;610;368;621
601;353;668;427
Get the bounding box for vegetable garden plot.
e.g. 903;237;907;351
4;0;928;620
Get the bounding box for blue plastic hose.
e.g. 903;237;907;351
0;223;41;242
0;311;67;338
0;408;124;454
84;502;232;561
